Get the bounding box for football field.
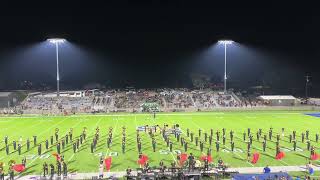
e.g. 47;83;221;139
0;111;319;175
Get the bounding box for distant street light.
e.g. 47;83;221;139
305;75;311;99
218;40;234;94
47;38;66;97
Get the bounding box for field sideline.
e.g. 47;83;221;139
0;110;319;175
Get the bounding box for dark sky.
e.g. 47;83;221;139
0;1;319;96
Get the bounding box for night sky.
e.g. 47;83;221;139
0;1;319;96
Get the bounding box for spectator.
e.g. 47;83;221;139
98;164;104;179
308;166;314;175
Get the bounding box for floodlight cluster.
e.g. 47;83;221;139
218;40;234;45
47;38;66;44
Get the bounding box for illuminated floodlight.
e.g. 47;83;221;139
47;38;66;44
218;40;234;45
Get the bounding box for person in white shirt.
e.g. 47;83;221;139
98;164;104;179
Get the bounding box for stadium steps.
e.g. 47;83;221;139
230;91;242;103
161;97;167;109
190;94;196;107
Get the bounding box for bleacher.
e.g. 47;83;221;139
19;89;260;114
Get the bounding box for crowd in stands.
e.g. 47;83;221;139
308;98;320;106
0;108;19;114
160;89;193;109
16;89;266;114
21;96;92;114
235;92;265;107
113;90;164;109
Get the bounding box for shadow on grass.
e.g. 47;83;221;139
111;163;121;169
18;169;37;177
68;160;76;165
295;153;308;159
261;152;276;159
68;168;79;173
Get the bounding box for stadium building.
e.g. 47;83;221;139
258;95;298;106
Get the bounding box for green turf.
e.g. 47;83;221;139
0;111;319;175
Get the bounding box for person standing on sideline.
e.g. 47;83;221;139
43;162;48;177
99;164;104;179
0;167;4;180
50;164;55;178
263;165;271;173
9;166;14;180
63;161;68;178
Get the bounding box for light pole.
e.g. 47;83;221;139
218;40;234;94
47;38;66;97
305;75;311;99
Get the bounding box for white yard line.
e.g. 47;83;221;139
67;116;104;163
67;154;75;162
1;117;45;138
234;135;290;166
0;120;44;145
60;117;85;163
0;111;305;120
104;116;119;172
24;117;73;168
61;117;84;136
26;156;38;168
164;114;178;163
112;117;119;142
7;113;225;119
167;147;177;163
189;118;202;130
235;152;254;167
237;117;290;166
94;117;103;128
223;144;254;167
189;117;254;167
38;116;72;137
106;116;119;153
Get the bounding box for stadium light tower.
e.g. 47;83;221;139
218;40;234;94
47;38;66;97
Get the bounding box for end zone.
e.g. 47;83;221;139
305;112;320;118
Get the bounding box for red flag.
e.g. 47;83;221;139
137;154;149;165
52;153;61;161
104;157;112;171
141;155;149;162
276;152;285;160
12;164;25;172
251;152;260;164
137;158;144;165
179;153;188;165
311;153;320;160
200;155;213;163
